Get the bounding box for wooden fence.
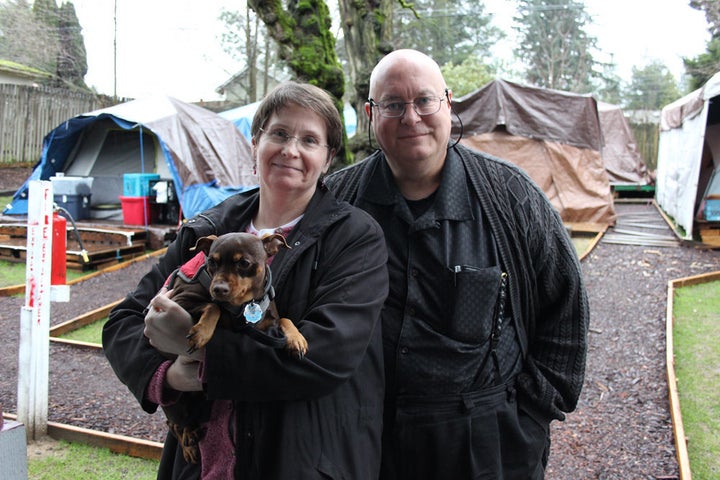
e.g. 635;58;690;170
0;84;664;176
625;110;661;173
0;84;118;165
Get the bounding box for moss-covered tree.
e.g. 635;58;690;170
336;0;395;159
247;0;352;165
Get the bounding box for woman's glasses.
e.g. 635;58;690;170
259;128;330;152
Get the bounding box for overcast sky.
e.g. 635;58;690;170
71;0;711;102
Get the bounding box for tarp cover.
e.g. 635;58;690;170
656;71;720;239
220;101;358;140
451;79;615;225
5;96;257;219
597;102;651;186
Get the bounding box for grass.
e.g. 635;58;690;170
0;259;90;288
673;280;720;478
1;194;13;210
572;234;595;258
27;440;159;479
59;318;105;345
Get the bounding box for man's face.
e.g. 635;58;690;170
367;54;453;174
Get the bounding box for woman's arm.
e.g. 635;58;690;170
203;209;389;402
102;227;199;411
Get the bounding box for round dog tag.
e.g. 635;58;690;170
244;302;263;323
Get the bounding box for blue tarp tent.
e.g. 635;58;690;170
4;96;257;220
219;102;357;140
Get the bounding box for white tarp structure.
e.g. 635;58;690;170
656;71;720;239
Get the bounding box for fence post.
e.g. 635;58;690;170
16;180;54;440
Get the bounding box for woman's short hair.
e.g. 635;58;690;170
251;81;343;153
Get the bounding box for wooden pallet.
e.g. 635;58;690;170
699;224;720;247
0;222;174;270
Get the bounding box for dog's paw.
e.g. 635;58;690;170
180;429;201;464
186;324;212;353
286;333;308;360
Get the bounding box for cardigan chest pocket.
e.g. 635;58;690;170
443;265;503;344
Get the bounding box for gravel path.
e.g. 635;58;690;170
2;192;720;478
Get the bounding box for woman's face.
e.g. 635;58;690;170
253;104;333;197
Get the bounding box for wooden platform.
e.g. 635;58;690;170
699;223;720;247
0;220;177;270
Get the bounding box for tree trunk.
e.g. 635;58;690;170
337;0;394;159
248;0;350;164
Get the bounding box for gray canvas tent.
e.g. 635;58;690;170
597;102;652;186
5;96;257;220
655;71;720;240
451;79;616;225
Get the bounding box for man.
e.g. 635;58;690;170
326;49;589;479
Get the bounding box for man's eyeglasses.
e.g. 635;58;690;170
368;94;446;118
259;127;330;152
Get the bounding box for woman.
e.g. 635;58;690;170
103;81;389;479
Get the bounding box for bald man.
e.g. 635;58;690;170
326;49;589;479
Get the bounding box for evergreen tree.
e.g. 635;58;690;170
56;2;88;88
690;0;719;38
685;0;720;90
684;38;720;90
594;60;623;106
0;0;58;74
624;61;680;110
441;57;495;97
393;0;502;67
513;0;598;92
31;0;60;73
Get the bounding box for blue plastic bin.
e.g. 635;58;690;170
123;173;160;197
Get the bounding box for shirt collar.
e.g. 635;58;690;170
359;147;474;222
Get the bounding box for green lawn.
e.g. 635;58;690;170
0;259;90;288
28;440;159;480
673;280;720;478
572;235;594;258
58;318;105;345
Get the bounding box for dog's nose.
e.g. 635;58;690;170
212;283;230;298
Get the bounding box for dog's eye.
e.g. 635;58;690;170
206;257;216;272
236;258;252;271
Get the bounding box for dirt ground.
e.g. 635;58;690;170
0;166;33;193
2;165;720;478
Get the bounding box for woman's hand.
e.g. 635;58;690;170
166;355;203;392
144;289;205;361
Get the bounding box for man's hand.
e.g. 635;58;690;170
166;355;203;392
144;289;204;361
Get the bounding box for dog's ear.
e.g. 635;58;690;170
261;233;291;257
191;235;218;255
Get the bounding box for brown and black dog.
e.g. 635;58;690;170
155;231;308;463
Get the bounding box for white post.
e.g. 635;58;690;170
17;180;54;440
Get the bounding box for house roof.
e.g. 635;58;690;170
0;60;52;82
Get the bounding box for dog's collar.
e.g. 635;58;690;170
209;263;275;325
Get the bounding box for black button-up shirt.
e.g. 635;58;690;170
355;150;517;397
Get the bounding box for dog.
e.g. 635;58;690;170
153;231;308;463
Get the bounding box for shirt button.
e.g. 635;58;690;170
411;268;419;277
400;347;409;354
